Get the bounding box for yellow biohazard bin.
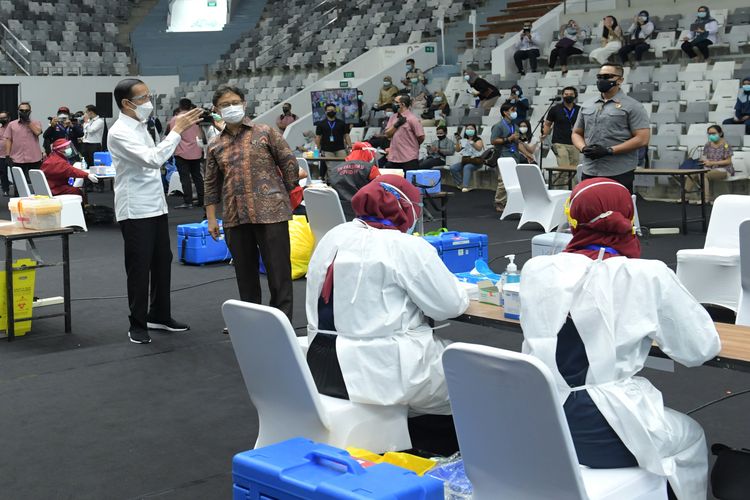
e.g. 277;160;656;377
0;258;37;337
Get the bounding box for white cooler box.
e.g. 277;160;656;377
531;232;573;257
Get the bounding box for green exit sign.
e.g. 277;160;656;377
339;81;349;88
343;71;354;78
425;46;435;53
207;0;217;6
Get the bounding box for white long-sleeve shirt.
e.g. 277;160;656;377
514;31;540;51
107;114;181;221
82;116;104;144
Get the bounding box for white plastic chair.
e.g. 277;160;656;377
29;170;87;231
442;343;667;500
632;194;641;236
515;164;571;232
735;220;750;326
676;195;750;312
497;157;524;220
222;300;411;452
303;186;346;247
11;167;31;197
297;157;312;187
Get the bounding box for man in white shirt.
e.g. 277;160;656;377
107;78;202;344
513;23;541;75
81;104;104;167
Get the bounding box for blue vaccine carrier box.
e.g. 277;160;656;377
422;231;488;273
177;220;231;265
93;151;112;166
406;170;441;194
232;438;443;500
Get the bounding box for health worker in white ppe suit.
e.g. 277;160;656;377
305;174;469;454
520;177;720;500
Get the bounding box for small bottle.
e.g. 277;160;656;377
502;254;521;320
313;146;320;158
80;156;87;169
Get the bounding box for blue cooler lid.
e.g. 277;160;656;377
177;219;222;236
424;231;475;251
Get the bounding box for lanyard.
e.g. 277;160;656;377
581;245;619;255
358;216;394;227
327;120;337;142
563;106;577;124
507;123;516;152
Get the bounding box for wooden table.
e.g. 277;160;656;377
541;165;708;234
453;301;750;372
0;222;74;341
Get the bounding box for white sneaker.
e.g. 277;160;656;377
462;187;473;193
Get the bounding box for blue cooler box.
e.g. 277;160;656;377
406;170;441;194
93;151;112;166
177;220;231;265
232;438;443;500
422;231;488;273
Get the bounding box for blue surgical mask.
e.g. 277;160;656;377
64;147;73;157
465;129;475;137
708;133;720;142
357;95;363;101
742;84;750;92
697;11;706;18
510;111;518;120
464;75;470;81
566;27;577;35
433;96;442;103
406;64;413;70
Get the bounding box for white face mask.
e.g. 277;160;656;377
221;104;245;124
64;147;74;157
519;127;528;134
128;100;153;122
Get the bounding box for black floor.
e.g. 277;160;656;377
0;190;747;499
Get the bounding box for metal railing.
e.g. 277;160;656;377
0;21;31;76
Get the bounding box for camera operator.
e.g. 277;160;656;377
43;106;77;154
167;98;206;209
513;22;541;75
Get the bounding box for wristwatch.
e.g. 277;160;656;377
606;147;614;155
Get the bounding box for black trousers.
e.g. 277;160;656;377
175;156;204;205
514;48;540;72
582;169;635;193
225;221;293;321
618;41;650;63
0;157;9;193
119;214;173;330
79;142;101;167
681;39;712;59
419;156;446;169
386;159;420;171
549;46;583;67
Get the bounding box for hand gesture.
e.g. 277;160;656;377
509;132;519;142
173;108;203;134
87;174;99;183
395;115;407;128
208;218;221;241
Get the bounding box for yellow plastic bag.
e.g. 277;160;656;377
0;258;37;336
347;447;437;476
289;215;314;280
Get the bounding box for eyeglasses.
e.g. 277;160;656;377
216;100;244;109
596;73;621;80
129;93;153;103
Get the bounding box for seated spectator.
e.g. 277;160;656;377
464;70;501;111
549;20;584;75
618;10;653;67
590;16;624;65
686;125;734;202
722;78;750;134
374;76;399;111
513;22;541;75
505;84;530;123
41;138;98;197
305;174;469;455
520;177;720;500
681;6;719;63
419;125;454;169
450;124;484;192
295;130;317;153
401;58;426;90
409;79;431;116
276;102;298;132
421;90;450;126
516;120;540;164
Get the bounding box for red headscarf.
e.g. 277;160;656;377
351;174;422;232
346;141;377;164
564;177;641;259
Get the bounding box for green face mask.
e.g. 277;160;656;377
708;133;720;143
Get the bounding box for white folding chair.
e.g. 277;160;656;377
302;186;346;248
515;164;570;233
297;157;312;187
28;170;87;231
222;300;411;452
735;220;750;326
443;343;667;500
497;157;524;220
632;194;641;236
676;195;750;312
11;167;31;197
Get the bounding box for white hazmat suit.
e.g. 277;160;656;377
520;252;721;500
306;220;470;415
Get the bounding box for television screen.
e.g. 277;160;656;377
310;88;360;125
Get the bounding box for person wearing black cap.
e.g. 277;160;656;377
618;11;654;67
